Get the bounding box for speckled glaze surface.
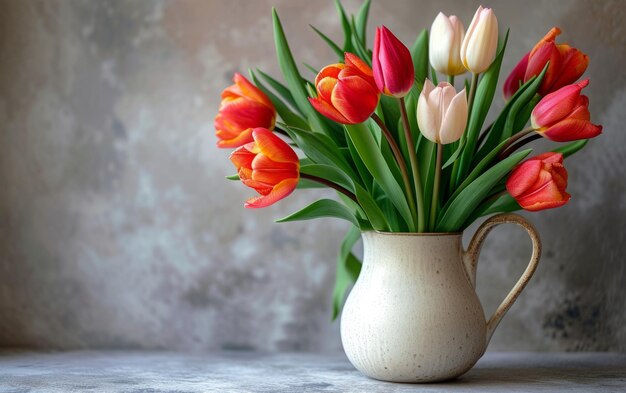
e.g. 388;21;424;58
340;214;542;383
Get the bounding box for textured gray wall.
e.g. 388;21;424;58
0;0;624;352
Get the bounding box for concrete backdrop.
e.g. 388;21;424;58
0;0;624;352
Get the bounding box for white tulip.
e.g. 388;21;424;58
417;79;468;144
460;6;499;74
429;12;466;76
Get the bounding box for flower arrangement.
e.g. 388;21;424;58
216;1;601;317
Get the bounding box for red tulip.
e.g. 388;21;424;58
215;73;276;148
503;28;589;100
230;128;299;208
372;26;415;98
531;79;602;142
506;152;570;212
309;53;380;124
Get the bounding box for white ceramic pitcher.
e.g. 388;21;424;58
340;213;541;383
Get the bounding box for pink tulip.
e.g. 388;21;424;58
531;79;602;142
372;26;415;98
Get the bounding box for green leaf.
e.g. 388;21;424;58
332;226;361;320
481;194;521;216
272;9;328;135
256;69;302;116
334;0;354;53
436;149;531;232
475;76;536;161
354;0;371;46
501;64;548;140
276;199;360;228
354;184;389;231
447;138;510;204
442;137;466;169
345;123;415;231
456;29;509;184
226;174;239;181
552;139;588;158
297;178;326;189
300;164;355;194
462;193;520;227
410;29;429;87
349;16;371;65
310;25;344;60
284;125;357;179
250;70;310;130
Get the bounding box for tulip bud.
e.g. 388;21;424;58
308;53;380;124
230;128;299;208
506;152;570;212
460;6;499;74
416;79;468;144
215;73;276;148
504;27;589;99
429;13;466;76
531;79;602;142
373;26;415;97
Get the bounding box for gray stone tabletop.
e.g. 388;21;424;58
0;351;624;392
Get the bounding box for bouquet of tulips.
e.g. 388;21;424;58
216;1;601;317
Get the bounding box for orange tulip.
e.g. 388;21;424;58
309;53;380;124
230;128;299;208
215;73;276;148
531;79;602;142
503;28;588;100
505;152;570;212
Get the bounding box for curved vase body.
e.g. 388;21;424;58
341;232;486;382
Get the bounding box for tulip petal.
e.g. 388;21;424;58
218;97;276;131
316;76;338;103
331;75;379;123
462;7;498;73
309;97;350;124
229;143;256;168
251;154;299;185
315;64;344;87
503;52;529;100
245;178;299;208
531;80;588;128
417;91;438;143
506;159;543;198
525;42;562;94
542;118;602;142
530;27;561;54
345;53;373;78
517;179;570;211
226;73;274;110
439;89;468;144
551;46;589;91
218;127;255;148
251;128;299;164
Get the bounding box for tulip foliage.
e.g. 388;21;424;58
217;0;601;318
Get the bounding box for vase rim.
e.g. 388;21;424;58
363;230;463;237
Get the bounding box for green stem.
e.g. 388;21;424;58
498;127;535;156
447;75;455;86
499;133;542;160
398;97;425;232
299;173;358;204
430;142;443;230
371;113;418;228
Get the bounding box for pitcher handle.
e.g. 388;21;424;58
463;213;542;345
